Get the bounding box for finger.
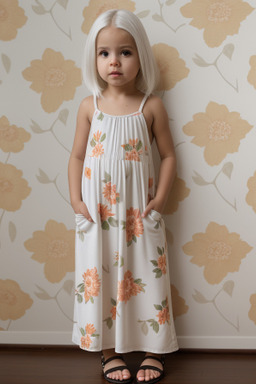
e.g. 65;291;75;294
141;205;152;218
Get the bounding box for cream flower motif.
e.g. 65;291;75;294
183;222;252;284
163;175;190;215
0;0;27;41
152;43;189;91
0;116;30;153
24;220;75;283
180;0;253;48
171;284;189;320
183;102;252;166
0;279;33;321
0;162;31;212
247;56;256;90
249;294;256;325
246;171;256;213
22;48;82;113
81;0;135;34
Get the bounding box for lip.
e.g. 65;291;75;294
109;72;122;76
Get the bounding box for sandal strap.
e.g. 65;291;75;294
142;355;165;365
104;365;129;376
138;365;163;374
101;354;124;368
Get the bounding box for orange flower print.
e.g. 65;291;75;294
148;177;153;189
97;203;117;230
246;171;256;213
151;246;167;278
121;138;143;161
110;305;117;320
81;334;92;349
91;143;104;158
139;298;170;334
93;130;102;142
104;298;117;329
75;267;100;304
90;130;106;158
103;182;120;205
248;56;256;90
84;167;91;179
117;270;146;304
124;207;144;246
80;323;99;350
0;116;31;153
85;323;96;335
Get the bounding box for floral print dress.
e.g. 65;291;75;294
72;95;178;354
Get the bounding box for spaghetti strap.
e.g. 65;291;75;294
93;95;98;110
138;94;148;113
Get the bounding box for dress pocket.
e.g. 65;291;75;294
75;213;94;232
149;209;162;222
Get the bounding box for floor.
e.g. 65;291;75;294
0;346;255;384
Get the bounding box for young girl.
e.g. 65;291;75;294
68;9;178;384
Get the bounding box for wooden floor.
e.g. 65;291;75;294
0;346;255;384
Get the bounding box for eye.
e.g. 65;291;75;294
99;50;108;57
121;50;132;57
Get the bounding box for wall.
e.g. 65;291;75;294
1;0;256;349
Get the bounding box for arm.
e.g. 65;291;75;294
142;96;176;217
68;97;93;221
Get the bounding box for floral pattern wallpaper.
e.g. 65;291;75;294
0;0;255;349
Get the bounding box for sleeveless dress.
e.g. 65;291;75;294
72;95;178;354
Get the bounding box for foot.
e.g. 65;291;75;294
102;349;131;382
136;353;164;382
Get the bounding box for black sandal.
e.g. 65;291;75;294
135;355;165;384
101;353;133;384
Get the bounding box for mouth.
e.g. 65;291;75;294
109;72;122;76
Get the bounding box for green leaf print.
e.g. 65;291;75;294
111;298;117;306
157;246;163;255
152;320;159;334
90;138;96;147
108;217;118;227
153;268;162;278
102;221;110;230
80;327;85;336
120;257;124;267
100;133;106;142
154;222;160;229
132;235;137;243
78;230;84;241
150;260;158;267
116;196;120;203
78;283;85;293
124;144;133;151
77;293;83;303
161;298;167;307
121;220;126;229
154;304;163;311
90;297;94;304
136;140;142;151
105;317;113;329
104;171;111;183
127;240;132;247
142;321;148;335
97;112;104;121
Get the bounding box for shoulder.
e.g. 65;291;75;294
77;95;95;123
146;95;166;113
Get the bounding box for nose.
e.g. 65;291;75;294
110;54;120;67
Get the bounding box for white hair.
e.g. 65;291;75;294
83;9;159;97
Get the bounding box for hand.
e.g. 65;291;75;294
73;200;94;222
141;198;164;218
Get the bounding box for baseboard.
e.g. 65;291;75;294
0;332;255;350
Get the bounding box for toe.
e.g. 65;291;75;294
137;369;145;381
122;368;131;379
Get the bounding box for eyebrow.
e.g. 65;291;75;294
97;45;135;51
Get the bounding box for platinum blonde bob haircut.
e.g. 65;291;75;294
83;9;159;97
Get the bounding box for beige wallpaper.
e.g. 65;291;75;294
0;0;256;349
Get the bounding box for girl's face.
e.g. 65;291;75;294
96;26;140;90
